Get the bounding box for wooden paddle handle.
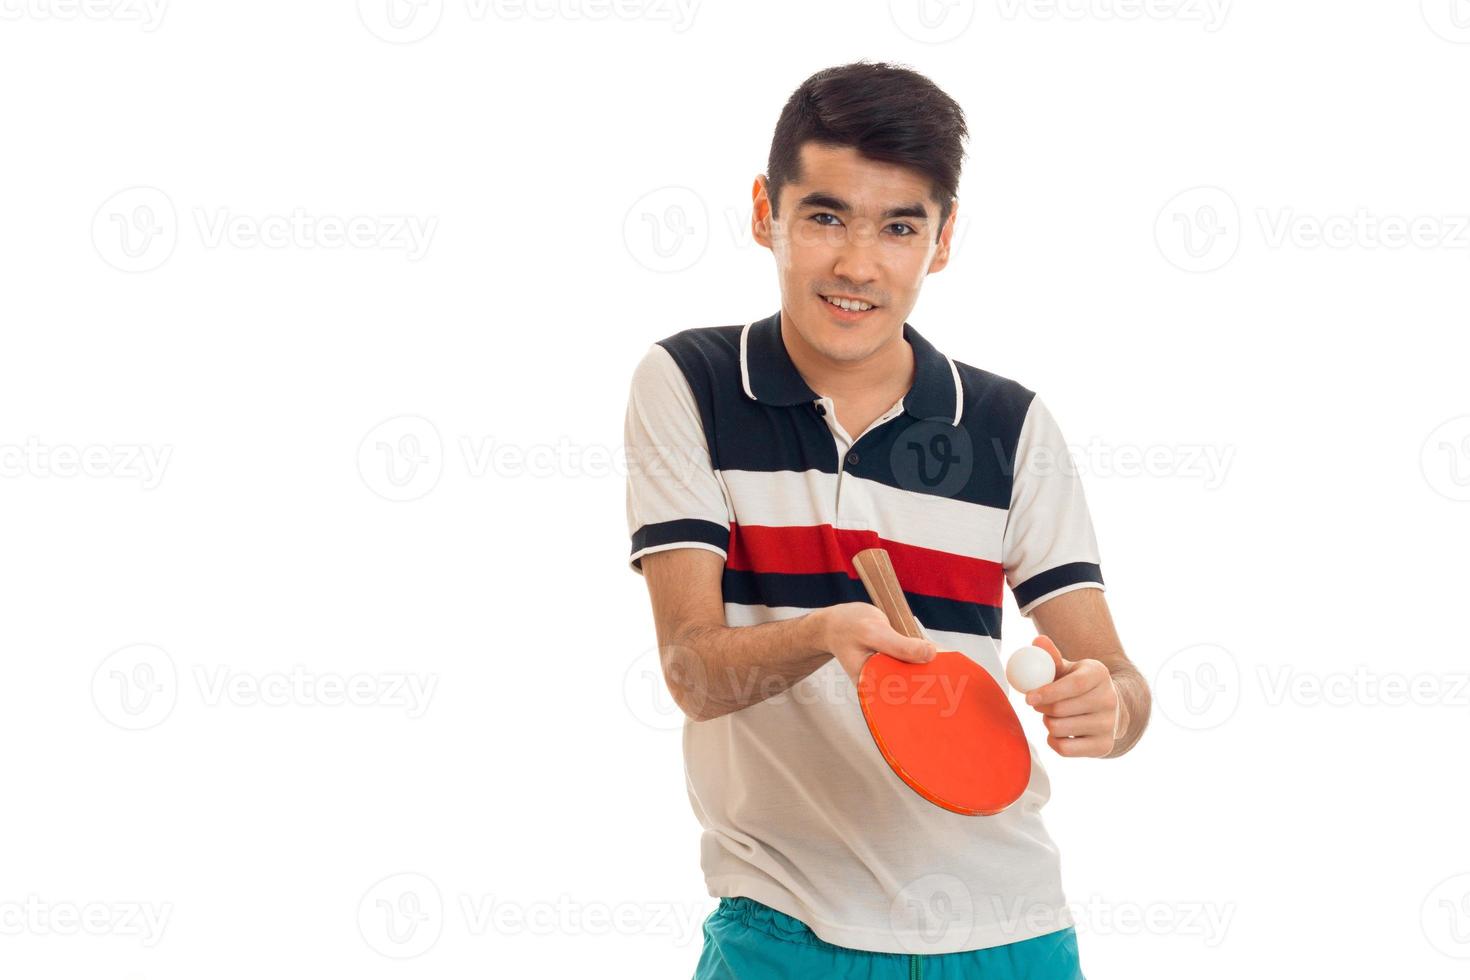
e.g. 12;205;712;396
852;548;926;641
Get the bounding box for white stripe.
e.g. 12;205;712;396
738;320;755;401
718;468;1007;563
946;354;963;426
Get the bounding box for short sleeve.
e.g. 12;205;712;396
624;344;732;574
1002;395;1105;617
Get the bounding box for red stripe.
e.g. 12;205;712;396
726;523;1003;607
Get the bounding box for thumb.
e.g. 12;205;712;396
894;627;936;662
1032;634;1073;676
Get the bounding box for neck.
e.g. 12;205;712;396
779;305;914;404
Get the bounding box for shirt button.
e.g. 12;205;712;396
814;403;826;416
845;450;860;467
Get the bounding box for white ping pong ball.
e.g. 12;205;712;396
1006;645;1056;694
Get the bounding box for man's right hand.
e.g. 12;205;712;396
813;602;937;688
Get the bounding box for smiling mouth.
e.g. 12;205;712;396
820;293;879;313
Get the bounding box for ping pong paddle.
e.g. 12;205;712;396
851;547;1031;816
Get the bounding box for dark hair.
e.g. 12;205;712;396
765;61;969;241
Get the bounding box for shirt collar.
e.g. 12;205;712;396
738;309;964;426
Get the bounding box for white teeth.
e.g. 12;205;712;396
824;295;873;312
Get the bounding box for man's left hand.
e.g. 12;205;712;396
1023;635;1121;758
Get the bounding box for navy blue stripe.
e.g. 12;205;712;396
654;326;1039;510
630;518;730;570
721;569;1002;640
1012;562;1105;610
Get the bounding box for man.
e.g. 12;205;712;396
624;61;1151;978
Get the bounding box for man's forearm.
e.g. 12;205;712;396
1104;662;1151;758
667;612;832;722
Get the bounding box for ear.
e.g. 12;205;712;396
927;203;958;274
751;175;773;250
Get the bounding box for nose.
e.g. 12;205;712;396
831;234;879;288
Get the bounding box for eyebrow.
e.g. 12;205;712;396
795;192;930;222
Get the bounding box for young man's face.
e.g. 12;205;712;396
753;141;957;365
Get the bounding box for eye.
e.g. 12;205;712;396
889;223;916;237
810;213;840;225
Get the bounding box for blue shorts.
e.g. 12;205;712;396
693;896;1085;979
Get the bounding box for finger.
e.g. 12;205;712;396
1034;695;1105;719
1032;635;1068;675
1046;734;1111;758
1043;712;1109;738
1024;665;1101;707
881;629;936;663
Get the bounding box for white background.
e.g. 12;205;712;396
2;1;1468;977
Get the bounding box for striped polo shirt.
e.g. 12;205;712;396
623;309;1105;955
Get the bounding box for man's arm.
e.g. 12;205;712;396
639;548;935;722
1029;587;1151;758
